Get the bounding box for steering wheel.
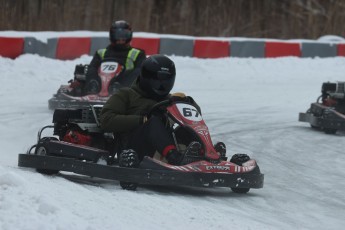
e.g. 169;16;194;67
147;99;172;118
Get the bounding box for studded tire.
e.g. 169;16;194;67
34;137;60;175
230;153;251;194
324;128;337;134
119;149;140;191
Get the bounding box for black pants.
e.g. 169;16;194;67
125;116;175;160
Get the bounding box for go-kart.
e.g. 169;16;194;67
19;99;264;193
299;81;345;134
48;59;127;110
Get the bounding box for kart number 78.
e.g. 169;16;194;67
100;62;119;73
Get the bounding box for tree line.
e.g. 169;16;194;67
1;0;344;39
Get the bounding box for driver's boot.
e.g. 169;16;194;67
166;149;183;165
184;142;201;157
179;142;202;165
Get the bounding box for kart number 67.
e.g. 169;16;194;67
176;104;202;122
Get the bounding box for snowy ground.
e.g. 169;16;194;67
1;44;345;229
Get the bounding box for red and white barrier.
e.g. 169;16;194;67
0;34;344;59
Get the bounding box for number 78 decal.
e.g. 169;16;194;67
100;62;118;73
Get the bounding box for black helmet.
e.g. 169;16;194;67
139;55;176;99
109;20;133;44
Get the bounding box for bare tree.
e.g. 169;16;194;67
1;0;344;39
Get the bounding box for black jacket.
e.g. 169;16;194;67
86;44;146;91
100;80;160;133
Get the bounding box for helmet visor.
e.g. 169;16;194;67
111;28;132;40
149;73;175;96
156;71;173;80
144;70;173;80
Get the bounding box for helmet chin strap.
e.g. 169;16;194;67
150;92;169;101
110;43;130;49
115;39;127;44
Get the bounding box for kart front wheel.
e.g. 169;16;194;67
230;153;251;194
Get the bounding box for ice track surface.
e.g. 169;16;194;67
1;54;345;230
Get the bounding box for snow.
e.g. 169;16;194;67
1;33;345;230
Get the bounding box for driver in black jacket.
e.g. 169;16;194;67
100;55;200;165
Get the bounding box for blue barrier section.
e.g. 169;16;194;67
45;38;58;59
301;43;337;58
90;37;109;55
230;41;265;58
159;38;194;57
24;37;47;57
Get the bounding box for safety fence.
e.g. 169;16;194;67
1;36;345;60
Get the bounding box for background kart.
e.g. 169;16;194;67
299;81;345;134
48;58;131;110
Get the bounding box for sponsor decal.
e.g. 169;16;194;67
206;165;230;171
194;125;208;132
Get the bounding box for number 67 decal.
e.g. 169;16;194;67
182;107;199;117
176;104;202;121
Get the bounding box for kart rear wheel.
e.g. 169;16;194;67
324;128;337;134
310;124;318;129
119;149;139;191
120;182;138;191
231;187;250;194
230;153;251;194
35;137;60;175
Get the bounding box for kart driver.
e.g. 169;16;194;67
100;54;200;165
72;20;146;95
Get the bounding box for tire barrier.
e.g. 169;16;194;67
1;35;345;59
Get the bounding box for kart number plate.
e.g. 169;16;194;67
176;104;202;121
100;62;119;73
